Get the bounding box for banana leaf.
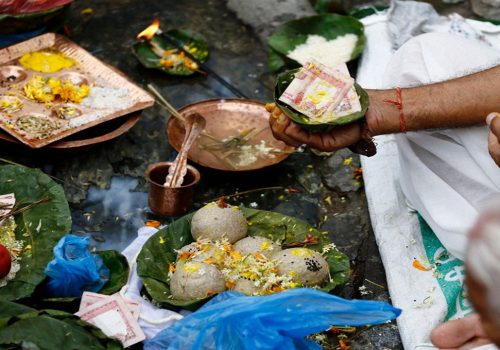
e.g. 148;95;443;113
0;301;122;350
311;0;346;14
267;14;365;72
274;68;369;132
0;165;71;301
0;5;71;35
132;29;208;76
137;208;350;311
349;6;389;19
97;250;130;296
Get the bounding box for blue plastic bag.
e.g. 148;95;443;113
44;235;110;298
145;288;401;350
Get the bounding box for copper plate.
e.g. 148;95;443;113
0;33;154;148
166;99;295;171
0;112;140;151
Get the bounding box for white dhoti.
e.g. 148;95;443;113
384;32;500;260
358;14;500;348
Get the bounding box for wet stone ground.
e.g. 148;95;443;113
0;0;477;348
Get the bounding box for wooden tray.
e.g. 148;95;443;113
0;33;154;148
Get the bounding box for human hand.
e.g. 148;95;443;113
265;103;377;156
431;314;491;350
487;112;500;167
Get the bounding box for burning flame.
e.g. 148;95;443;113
137;18;160;40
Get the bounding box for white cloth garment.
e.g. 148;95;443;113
120;226;184;340
358;11;500;350
385;32;500;260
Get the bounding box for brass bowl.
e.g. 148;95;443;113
166;98;295;171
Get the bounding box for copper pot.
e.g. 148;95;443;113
145;162;201;217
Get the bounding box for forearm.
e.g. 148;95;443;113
367;64;500;135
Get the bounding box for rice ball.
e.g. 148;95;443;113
170;261;226;300
274;248;329;286
233;236;281;258
191;202;247;243
233;278;261;296
176;241;227;265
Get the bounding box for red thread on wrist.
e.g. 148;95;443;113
383;87;407;133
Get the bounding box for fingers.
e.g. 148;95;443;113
265;103;275;113
487;112;500;139
488;131;500;167
431;314;484;348
282;122;361;152
269;108;302;147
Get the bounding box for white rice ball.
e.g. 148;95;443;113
191;202;248;243
233;278;261;296
274;248;329;286
233;236;281;258
170;261;226;300
176;241;227;265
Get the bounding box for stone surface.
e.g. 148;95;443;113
227;0;316;42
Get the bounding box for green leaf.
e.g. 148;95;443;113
268;46;286;73
132;29;209;76
267;14;366;70
348;6;389;19
97;250;129;295
0;301;122;350
313;0;342;14
274;68;369;132
137;208;350;311
0;165;71;301
0;5;71;35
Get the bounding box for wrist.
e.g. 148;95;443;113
365;89;404;136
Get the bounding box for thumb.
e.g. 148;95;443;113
486;112;500;139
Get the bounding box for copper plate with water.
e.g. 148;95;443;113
166;99;295;171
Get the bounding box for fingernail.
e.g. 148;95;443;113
277;114;287;124
486;112;499;127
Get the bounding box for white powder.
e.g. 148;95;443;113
71;86;135;128
82;87;133;110
287;34;359;69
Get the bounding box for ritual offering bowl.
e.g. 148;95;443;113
145;162;201;217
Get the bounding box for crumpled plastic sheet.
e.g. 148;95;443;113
0;0;73;15
43;235;110;298
145;288;401;350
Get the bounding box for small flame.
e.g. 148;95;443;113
137;18;160;40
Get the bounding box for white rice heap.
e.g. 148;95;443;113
287;34;358;69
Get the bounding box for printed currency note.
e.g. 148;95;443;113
76;294;145;347
80;291;141;320
279;60;354;119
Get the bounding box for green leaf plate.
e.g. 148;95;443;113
0;5;71;35
267;14;366;72
274;68;369;132
137;208;350;311
0;301;122;350
132;29;209;76
0;164;71;301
